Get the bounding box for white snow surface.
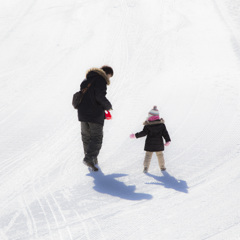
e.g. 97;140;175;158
1;0;240;239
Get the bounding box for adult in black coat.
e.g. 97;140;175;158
78;68;112;125
78;66;113;169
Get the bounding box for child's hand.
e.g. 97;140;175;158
130;133;135;139
164;141;171;146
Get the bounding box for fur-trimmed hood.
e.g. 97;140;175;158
86;68;110;85
143;118;165;126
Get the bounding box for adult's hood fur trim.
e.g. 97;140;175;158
86;68;110;85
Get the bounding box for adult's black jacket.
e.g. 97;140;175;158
135;119;171;152
77;68;112;125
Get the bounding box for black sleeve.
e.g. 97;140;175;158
80;79;87;89
94;78;112;110
135;126;148;138
162;124;171;142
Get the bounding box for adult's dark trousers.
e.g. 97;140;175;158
81;122;103;163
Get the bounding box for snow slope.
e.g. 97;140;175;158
0;0;240;239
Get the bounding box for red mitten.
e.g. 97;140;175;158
105;110;112;120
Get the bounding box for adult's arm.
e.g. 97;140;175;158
94;78;112;110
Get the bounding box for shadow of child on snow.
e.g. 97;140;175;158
145;171;189;193
87;168;152;201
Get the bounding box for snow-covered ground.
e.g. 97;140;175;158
1;0;240;239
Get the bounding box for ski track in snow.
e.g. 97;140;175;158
1;0;240;239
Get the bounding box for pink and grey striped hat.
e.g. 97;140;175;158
148;106;160;121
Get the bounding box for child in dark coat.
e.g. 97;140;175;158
130;106;171;173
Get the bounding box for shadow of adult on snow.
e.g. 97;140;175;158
146;171;189;193
87;168;152;201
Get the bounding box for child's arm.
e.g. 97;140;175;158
162;125;171;143
135;126;148;138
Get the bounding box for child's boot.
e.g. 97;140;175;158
143;167;148;173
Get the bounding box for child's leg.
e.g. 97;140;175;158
144;152;153;169
156;151;166;170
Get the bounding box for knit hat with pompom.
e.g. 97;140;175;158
148;106;160;121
